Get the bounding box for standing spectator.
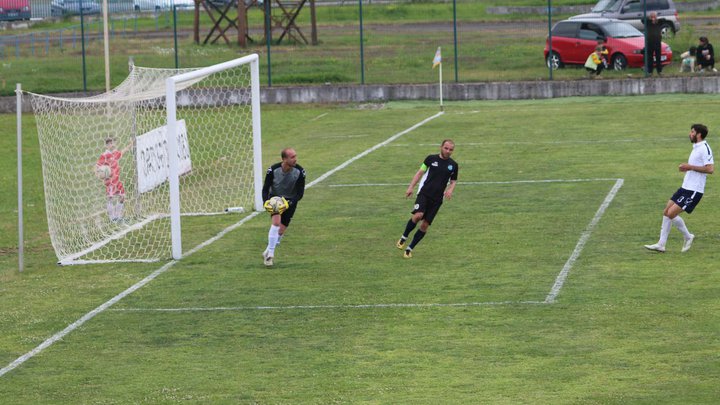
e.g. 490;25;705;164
585;45;607;78
696;36;716;72
644;124;714;253
396;140;458;259
261;148;306;267
643;12;663;76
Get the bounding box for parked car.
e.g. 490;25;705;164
0;0;31;21
545;18;672;71
133;0;195;12
570;0;680;37
51;0;102;16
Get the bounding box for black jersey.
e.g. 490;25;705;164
417;154;458;199
262;163;306;202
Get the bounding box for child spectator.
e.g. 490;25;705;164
680;46;697;73
585;45;608;78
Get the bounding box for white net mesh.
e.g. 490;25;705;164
29;58;259;265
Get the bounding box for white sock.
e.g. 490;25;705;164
115;202;124;219
107;201;114;220
267;225;280;255
671;216;692;239
277;233;284;246
658;216;672;246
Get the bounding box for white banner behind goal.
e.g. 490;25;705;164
23;54;263;265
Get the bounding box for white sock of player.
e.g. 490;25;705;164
671;216;691;239
107;201;113;220
115;202;124;220
267;225;280;256
277;233;284;246
658;216;672;246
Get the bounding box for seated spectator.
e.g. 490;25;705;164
696;36;716;72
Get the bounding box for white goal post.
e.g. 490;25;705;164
19;54;264;266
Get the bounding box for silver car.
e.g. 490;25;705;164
570;0;680;37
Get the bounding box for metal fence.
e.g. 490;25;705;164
1;1;719;92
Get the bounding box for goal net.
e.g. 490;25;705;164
27;55;263;265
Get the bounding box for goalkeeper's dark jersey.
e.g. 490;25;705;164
262;163;306;202
417;154;458;200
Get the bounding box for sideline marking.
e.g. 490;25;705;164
0;111;445;379
113;177;623;314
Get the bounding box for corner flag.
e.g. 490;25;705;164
432;47;442;69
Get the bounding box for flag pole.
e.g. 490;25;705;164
432;46;443;112
439;61;443;111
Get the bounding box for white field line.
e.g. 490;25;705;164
390;138;678;147
0;111;445;379
310;112;328;121
111;301;545;312
326;178;618;188
544;178;624;303
113;177;622;314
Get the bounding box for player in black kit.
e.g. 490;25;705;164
261;148;306;266
396;139;458;258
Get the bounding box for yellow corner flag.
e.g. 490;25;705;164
432;46;442;69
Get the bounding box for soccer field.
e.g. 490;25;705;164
1;95;720;403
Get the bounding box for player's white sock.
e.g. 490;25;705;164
671;216;691;239
115;202;124;220
658;216;672;246
107;201;114;220
277;233;284;246
267;225;280;255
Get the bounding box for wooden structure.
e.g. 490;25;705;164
194;0;318;47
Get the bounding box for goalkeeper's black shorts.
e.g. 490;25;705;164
280;202;298;226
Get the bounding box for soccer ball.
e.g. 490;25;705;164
95;165;111;179
264;196;289;214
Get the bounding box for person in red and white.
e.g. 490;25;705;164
96;137;133;223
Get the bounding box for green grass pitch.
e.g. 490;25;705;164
1;95;720;403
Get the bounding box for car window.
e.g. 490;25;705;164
647;0;669;11
604;21;643;37
552;22;579;37
580;23;604;40
592;0;622;12
623;0;643;13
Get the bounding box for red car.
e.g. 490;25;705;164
544;18;672;71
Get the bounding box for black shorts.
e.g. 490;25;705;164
277;201;298;227
411;193;443;225
671;188;703;214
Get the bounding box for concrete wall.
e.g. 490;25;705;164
5;75;720;112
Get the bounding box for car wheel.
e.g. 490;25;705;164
546;52;562;70
660;22;674;38
612;54;627;71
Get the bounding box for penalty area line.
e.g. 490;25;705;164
0;111;445;379
544;178;624;303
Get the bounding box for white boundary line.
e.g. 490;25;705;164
0;111;445;379
389;138;678;146
545;178;624;303
111;177;623;313
325;178;618;188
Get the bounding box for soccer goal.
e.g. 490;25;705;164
20;54;263;265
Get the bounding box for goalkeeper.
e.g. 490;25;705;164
261;148;306;267
396;139;458;259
